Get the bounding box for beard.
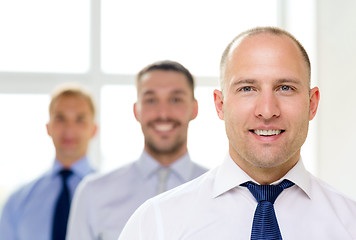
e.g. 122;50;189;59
143;117;189;156
145;134;186;156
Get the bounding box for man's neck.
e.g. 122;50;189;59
246;165;295;185
231;154;300;185
56;154;84;169
145;148;188;167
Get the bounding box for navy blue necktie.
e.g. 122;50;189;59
52;169;73;240
241;179;294;240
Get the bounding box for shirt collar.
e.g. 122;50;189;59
212;154;252;198
136;150;193;182
51;156;94;178
212;154;312;199
282;158;312;198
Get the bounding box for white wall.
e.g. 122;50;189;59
317;0;356;200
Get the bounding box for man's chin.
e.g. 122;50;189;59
58;149;82;159
150;147;176;155
247;152;291;169
146;141;183;155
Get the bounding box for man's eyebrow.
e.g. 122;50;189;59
142;89;188;96
276;78;302;85
232;79;256;86
77;113;89;117
171;90;187;95
142;90;155;96
231;78;302;86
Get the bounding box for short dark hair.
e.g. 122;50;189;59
136;60;195;98
220;26;311;91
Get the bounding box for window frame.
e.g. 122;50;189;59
0;0;290;169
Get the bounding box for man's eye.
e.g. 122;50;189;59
280;85;291;91
144;98;156;104
240;86;252;92
171;97;182;103
77;117;86;123
55;115;64;121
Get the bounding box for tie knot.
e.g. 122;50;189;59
157;167;170;180
59;169;73;181
241;179;294;204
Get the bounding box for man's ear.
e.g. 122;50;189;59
309;87;320;120
190;99;198;120
133;102;140;122
91;124;98;138
46;123;51;137
214;89;225;120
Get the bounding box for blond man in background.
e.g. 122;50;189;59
0;84;97;240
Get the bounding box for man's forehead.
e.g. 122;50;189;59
51;96;92;113
227;33;305;66
138;72;191;93
230;33;287;54
140;70;188;84
53;96;82;106
141;87;189;96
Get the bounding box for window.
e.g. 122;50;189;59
0;0;90;72
0;94;53;210
0;0;317;212
101;0;278;76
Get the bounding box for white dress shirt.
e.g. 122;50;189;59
118;154;356;240
66;151;207;240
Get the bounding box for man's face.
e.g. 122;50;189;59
134;70;198;157
214;34;319;173
46;95;97;164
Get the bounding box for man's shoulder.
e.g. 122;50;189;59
78;161;138;191
2;173;49;210
309;175;356;236
311;175;356;202
309;174;356;215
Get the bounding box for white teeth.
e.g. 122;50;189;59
254;129;282;136
154;123;174;132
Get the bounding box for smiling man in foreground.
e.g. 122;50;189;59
118;27;356;239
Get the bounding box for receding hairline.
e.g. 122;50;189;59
49;84;96;117
220;27;311;90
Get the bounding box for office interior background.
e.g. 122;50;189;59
1;0;356;212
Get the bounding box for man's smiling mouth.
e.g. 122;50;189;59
251;129;285;136
154;123;175;132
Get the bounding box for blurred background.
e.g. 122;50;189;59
1;0;355;213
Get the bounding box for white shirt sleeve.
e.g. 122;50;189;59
118;199;163;240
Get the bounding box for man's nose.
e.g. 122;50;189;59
254;92;280;120
157;101;171;119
